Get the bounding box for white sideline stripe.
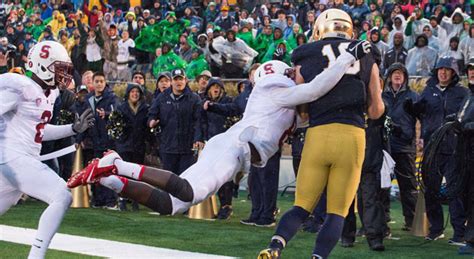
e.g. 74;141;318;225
0;225;235;259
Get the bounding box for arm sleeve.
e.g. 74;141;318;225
0;88;20;116
208;101;241;116
404;20;413;36
43;124;75;141
148;97;160;123
271;52;356;107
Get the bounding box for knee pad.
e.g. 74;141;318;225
147;189;173;215
165;175;194;202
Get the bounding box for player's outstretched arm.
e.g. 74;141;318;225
42;108;94;141
272;40;371;107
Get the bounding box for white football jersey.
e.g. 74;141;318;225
226;74;297;168
0;73;59;163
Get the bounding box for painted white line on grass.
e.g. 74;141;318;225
0;225;235;259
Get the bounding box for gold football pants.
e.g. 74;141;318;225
294;123;365;217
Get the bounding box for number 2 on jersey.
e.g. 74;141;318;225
34;111;52;143
322;42;360;75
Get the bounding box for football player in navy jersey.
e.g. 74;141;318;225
259;9;385;259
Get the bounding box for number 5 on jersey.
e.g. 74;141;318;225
322;42;360;75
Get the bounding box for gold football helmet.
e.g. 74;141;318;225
312;9;353;41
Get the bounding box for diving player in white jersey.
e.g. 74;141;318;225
67;40;372;216
0;41;94;259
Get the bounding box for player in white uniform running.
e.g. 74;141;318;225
67;40;372;216
0;41;94;259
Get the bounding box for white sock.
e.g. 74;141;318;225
100;175;127;193
114;159;144;180
28;192;72;259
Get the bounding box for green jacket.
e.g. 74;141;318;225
152;52;187;78
186;55;209;79
135;19;190;53
286;28;304;50
262;38;293;65
253;33;273;62
237;31;254;48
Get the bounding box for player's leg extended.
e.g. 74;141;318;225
114;159;195;202
99;175;174;215
12;157;73;259
68;151;194;202
259;126;331;258
313;124;365;258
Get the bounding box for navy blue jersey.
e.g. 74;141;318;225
291;38;375;128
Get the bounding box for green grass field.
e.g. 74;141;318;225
0;192;460;259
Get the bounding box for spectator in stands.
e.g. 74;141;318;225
195;70;212;100
117;30;135;81
210;29;258;78
333;0;351;13
254;25;273;62
118;12;137;36
272;9;288;31
83;2;105;28
351;0;370;27
442;37;465;74
183;7;203;32
404;7;430;49
131;71;153;104
150;1;163;20
460;24;474;66
99;16;119;81
82;22;103;72
430;15;448;51
148;68;203;175
177;34;193;63
152;42;187;78
383;32;408;74
302;10;315;38
370;27;389;59
23;31;36;52
215;5;235;32
186;48;209;80
406;34;437;76
154;71;172;98
388;15;406;48
441;8;468;46
422;25;441;53
204;2;219;25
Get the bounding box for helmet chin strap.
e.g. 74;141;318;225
31;73;54;90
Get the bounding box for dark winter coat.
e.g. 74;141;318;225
382;64;418;154
148;86;203;154
85;88;119;152
115;84;150;155
201;78;232;140
417;75;469;154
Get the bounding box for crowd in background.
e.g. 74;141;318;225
1;0;474;79
2;0;474;254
